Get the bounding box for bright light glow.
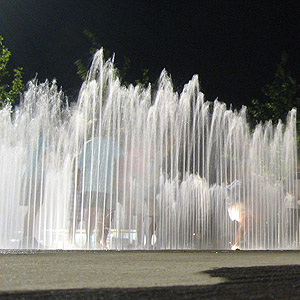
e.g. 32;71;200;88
228;206;241;222
231;243;240;250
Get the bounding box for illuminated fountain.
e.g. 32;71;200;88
0;49;298;250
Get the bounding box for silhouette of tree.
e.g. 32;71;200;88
74;29;150;88
249;52;300;124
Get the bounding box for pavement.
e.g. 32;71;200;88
0;250;300;299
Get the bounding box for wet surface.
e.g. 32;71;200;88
1;265;300;299
1;251;300;299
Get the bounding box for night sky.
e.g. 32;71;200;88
0;1;299;108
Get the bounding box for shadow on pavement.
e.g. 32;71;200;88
1;265;300;299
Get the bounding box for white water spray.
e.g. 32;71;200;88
0;49;298;250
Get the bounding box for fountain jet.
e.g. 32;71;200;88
0;49;297;250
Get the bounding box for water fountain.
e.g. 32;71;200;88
0;49;298;250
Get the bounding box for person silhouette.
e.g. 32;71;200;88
77;133;122;248
226;179;254;250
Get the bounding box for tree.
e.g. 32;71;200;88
0;36;24;107
74;29;112;81
75;29;150;88
249;52;300;127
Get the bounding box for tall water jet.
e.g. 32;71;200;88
0;49;298;250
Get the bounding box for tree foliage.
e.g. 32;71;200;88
248;52;300;151
74;29;112;81
0;36;24;107
249;52;300;125
75;29;150;88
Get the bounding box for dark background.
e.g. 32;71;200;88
0;0;299;107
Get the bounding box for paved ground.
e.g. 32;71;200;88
0;250;300;299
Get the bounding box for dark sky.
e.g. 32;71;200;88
0;0;299;107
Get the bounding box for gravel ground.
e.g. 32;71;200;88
0;250;300;299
